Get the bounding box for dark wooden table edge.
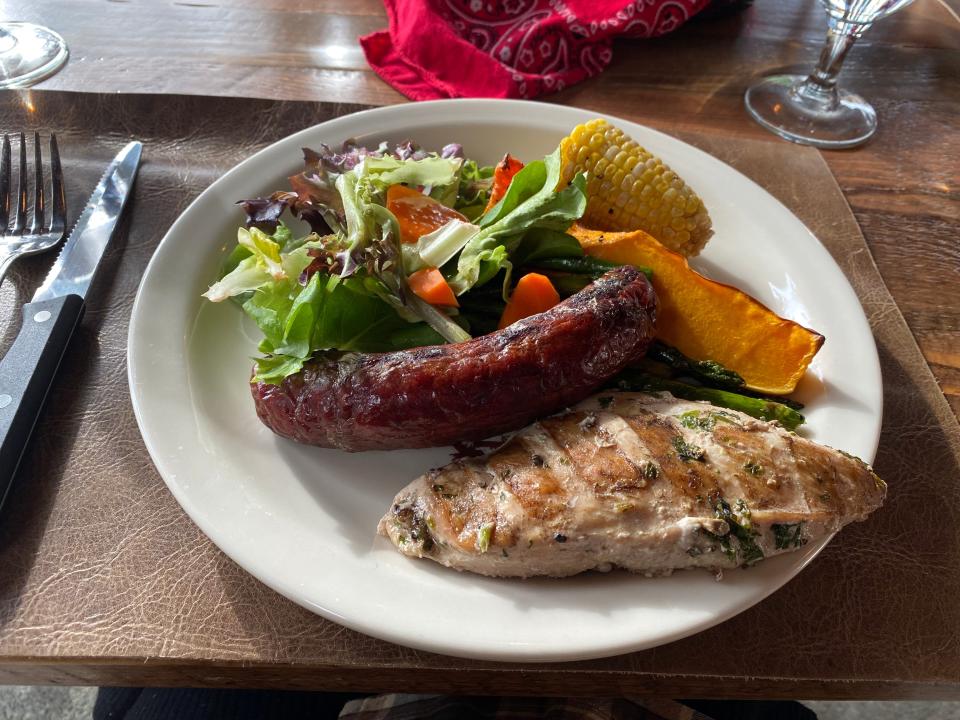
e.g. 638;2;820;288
1;660;958;699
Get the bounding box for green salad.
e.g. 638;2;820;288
203;139;598;384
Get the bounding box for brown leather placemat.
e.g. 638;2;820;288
0;92;958;698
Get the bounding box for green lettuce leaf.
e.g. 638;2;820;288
248;272;448;384
252;354;308;385
242;279;295;349
511;227;584;266
363;155;461;191
335;156;472;344
448;147;587;295
401;218;480;275
204;225;315;302
203;228;316;302
477;160;548;228
335;155;462;276
455;159;495;221
478;148;587;237
203;255;272;303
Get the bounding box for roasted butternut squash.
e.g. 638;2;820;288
569;223;823;395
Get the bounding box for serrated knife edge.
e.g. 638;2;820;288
32;141;142;303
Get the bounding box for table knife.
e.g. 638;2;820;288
0;141;142;511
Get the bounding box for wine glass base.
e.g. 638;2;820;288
744;74;877;150
0;22;69;89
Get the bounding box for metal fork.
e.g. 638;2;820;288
0;132;66;283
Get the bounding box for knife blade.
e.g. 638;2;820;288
33;141;142;302
0;142;142;512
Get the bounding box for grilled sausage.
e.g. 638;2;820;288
252;265;657;451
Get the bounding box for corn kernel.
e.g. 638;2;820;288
559;119;713;256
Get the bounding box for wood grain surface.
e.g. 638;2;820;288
18;0;960;417
1;0;958;698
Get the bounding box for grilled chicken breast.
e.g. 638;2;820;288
378;392;886;577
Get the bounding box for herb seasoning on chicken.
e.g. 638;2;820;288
378;392;886;578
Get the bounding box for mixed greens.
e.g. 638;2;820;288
204;139;590;384
203;136;805;429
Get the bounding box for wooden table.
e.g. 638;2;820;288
3;0;959;699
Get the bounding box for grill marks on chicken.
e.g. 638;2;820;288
379;392;886;578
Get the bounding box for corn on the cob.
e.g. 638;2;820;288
560;119;713;257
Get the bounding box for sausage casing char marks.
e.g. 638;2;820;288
252;266;657;451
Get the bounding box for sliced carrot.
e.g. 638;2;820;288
386;184;467;244
484;154;525;211
408;267;459;307
498;273;560;329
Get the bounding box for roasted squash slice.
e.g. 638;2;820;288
569;223;823;395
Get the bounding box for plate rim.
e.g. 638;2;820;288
127;98;883;662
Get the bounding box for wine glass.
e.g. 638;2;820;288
744;0;915;149
0;22;68;89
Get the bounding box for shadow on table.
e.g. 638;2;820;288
0;322;94;627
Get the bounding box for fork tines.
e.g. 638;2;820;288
1;132;66;239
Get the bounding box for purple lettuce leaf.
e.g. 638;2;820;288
238;196;290;230
441;143;464;159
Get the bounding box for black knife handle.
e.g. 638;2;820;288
0;295;85;512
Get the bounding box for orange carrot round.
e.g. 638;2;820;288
408;267;459;307
498;273;560;329
386;184;467;244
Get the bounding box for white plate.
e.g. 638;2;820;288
128;100;882;662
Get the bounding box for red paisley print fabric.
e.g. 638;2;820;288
360;0;710;100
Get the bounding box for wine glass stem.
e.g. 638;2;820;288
793;18;865;109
